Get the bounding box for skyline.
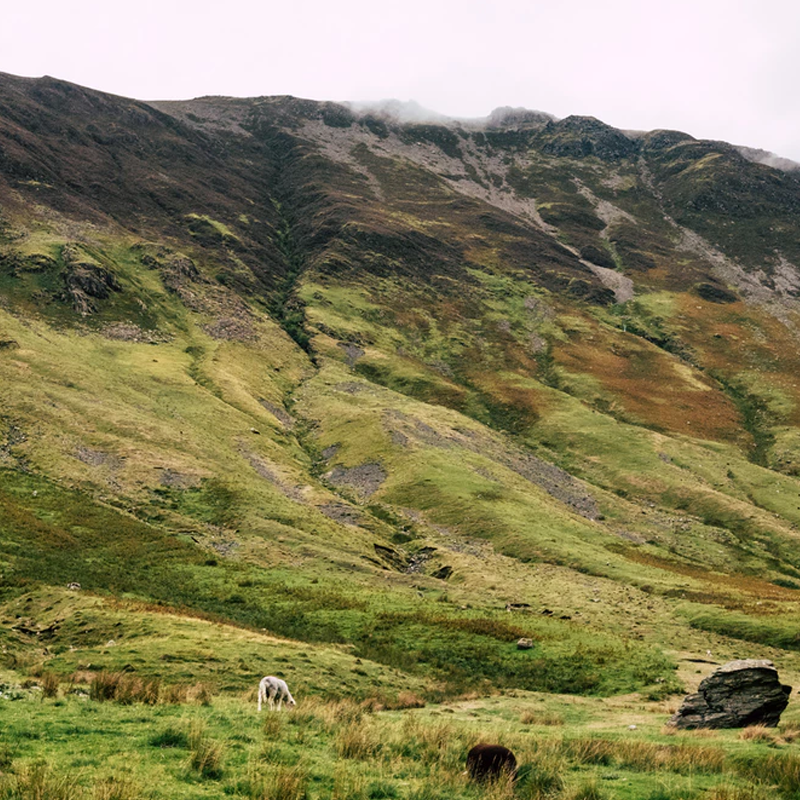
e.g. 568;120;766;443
2;0;799;162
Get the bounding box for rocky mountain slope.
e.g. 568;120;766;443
2;71;800;703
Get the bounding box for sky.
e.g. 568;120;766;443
3;0;799;161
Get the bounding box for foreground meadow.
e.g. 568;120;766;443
2;671;800;800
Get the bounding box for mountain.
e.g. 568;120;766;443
2;71;800;795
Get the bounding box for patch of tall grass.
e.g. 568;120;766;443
0;761;80;800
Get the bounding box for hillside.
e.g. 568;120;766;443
2;72;800;798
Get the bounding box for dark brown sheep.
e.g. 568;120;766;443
466;743;517;781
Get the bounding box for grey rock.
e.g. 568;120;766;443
670;659;792;729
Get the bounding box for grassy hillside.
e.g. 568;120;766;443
2;73;800;797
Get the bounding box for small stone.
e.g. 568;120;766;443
517;638;534;650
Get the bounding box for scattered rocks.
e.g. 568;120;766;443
73;447;124;470
326;462;386;499
337;341;365;366
159;469;201;489
259;399;294;430
203;316;257;341
318;503;364;526
669;659;792;729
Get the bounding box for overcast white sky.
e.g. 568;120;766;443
3;0;799;160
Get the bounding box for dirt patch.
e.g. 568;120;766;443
159;469;201;489
383;410;600;520
318;503;365;526
326;462;386;500
102;322;170;343
203;316;257;341
74;447;124;470
321;444;340;461
333;382;365;395
259;398;294;430
338;341;365;366
242;450;304;501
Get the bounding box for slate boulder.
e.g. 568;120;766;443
670;659;792;729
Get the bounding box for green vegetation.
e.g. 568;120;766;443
2;76;800;797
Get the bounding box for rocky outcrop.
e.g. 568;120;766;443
669;659;792;729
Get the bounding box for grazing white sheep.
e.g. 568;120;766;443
257;676;296;711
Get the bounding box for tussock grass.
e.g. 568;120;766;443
90;776;147;800
187;721;225;779
334;718;380;760
245;764;309;800
0;761;80;800
705;786;771;800
520;709;564;726
38;672;59;699
738;725;776;743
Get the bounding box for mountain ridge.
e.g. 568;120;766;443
2;69;800;702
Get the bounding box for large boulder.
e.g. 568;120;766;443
669;659;792;729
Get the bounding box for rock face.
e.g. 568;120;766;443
670;659;792;729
